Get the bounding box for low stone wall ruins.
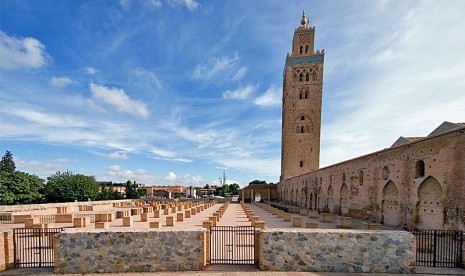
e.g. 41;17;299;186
54;229;207;273
259;229;415;273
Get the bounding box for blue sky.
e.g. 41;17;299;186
1;0;464;187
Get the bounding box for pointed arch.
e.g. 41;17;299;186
416;176;443;229
328;185;334;213
340;183;349;215
382;181;400;227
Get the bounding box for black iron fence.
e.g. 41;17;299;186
0;213;13;224
410;229;463;268
210;226;256;265
13;228;64;268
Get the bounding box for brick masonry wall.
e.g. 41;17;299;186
0;231;13;271
259;229;415;273
54;229;206;273
278;127;465;230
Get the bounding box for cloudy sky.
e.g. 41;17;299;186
1;0;464;187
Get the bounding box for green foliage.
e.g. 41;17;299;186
0;151;44;205
98;185;123;200
228;183;240;195
249;180;267;185
44;171;99;202
0;150;16;174
125;180;146;199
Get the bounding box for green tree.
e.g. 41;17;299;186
0;150;16;173
125;180;146;199
229;183;240;196
98;185;123;200
44;171;99;202
249;180;267;185
0;151;44;205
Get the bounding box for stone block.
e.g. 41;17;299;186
141;213;149;222
95;222;109;229
24;217;39;228
166;216;175;226
95;213;113;222
255;221;266;230
184;210;191;218
176;213;184;222
300;209;308;216
153;210;161;218
56;206;68;214
163;208;169;215
337;216;352;229
13;214;34;224
361;222;381;230
202;220;213;228
208;216;217;226
319;213;333;223
123;216;133;227
191;208;197;215
305;221;319;228
116;210;130;218
276;210;284;218
149;221;160;229
55;214;74;223
283;213;292;222
308;210;319;219
292;216;302;227
73;217;90;228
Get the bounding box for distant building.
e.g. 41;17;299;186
142;185;186;199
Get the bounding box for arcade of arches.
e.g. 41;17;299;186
278;124;465;230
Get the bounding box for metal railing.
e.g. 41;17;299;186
13;228;64;268
410;229;463;268
210;226;256;265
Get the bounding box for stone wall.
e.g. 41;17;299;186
259;229;415;273
54;229;207;273
278;126;465;230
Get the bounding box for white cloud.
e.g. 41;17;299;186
232;67;247;81
14;156;73;179
168;0;199;11
108;152;129;160
254;85;281;107
165;171;177;181
3;105;88;128
89;83;149;118
133;67;162;89
223;85;256;100
193;53;240;81
50;76;74;88
85;67;98;74
0;30;49;70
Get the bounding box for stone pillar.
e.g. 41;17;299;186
153;210;161;218
166;216;175;226
123;217;133;227
141;213;149;222
176;213;184;222
292;216;302;227
149;221;160;228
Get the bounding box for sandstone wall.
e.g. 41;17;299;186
259;229;415;273
54;229;206;273
0;231;13;271
278;127;465;230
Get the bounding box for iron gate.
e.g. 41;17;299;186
411;229;463;268
210;226;256;265
13;228;63;268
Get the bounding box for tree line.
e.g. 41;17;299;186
0;151;145;205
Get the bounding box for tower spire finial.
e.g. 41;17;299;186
301;10;307;26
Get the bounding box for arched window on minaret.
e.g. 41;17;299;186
306;74;309;81
299;45;303;54
299;92;302;99
301;116;305;120
305;45;309;53
305;92;308;99
306;125;310;132
301;126;304;133
312;71;317;81
299;73;303;82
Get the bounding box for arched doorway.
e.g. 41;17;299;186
416;176;443;229
317;187;323;212
340;184;349;215
309;192;314;210
382;181;401;227
328;185;334;213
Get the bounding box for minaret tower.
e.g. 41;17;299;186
280;11;324;180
